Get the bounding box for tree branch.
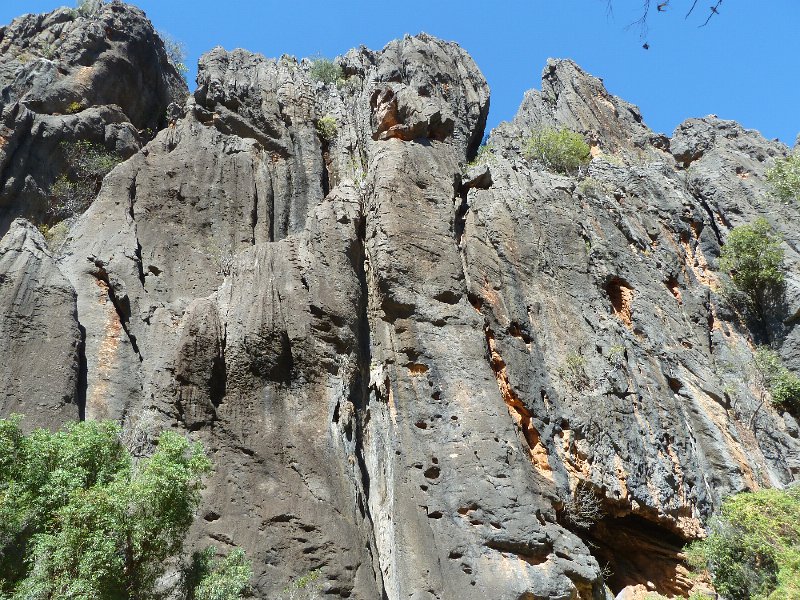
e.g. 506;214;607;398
626;0;652;37
700;0;723;27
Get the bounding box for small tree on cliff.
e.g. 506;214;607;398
0;417;251;599
48;140;122;222
719;218;785;328
524;128;591;175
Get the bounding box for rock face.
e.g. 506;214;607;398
473;61;800;595
0;0;187;234
0;4;799;599
0;218;82;429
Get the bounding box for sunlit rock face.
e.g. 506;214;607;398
1;4;798;598
0;0;187;234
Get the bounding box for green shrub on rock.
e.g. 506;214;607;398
754;347;800;412
280;570;323;600
524;127;591;174
48;139;122;220
766;152;800;202
36;220;70;250
557;352;591;391
186;547;253;600
315;115;337;142
686;485;800;600
308;57;342;85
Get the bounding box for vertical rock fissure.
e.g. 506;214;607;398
76;322;88;421
320;141;331;198
466;98;490;161
134;240;146;288
209;325;227;407
107;286;143;362
250;179;258;245
453;182;469;248
92;268;144;362
348;203;388;598
452;179;476;305
127;174;147;289
689;191;724;246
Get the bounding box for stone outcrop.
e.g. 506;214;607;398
0;0;187;233
0;4;798;599
469;61;800;596
0;218;82;429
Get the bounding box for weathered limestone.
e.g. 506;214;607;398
0;0;187;234
0;4;798;599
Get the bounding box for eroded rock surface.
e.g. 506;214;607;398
0;0;187;233
0;4;798;599
0;218;81;429
475;60;800;596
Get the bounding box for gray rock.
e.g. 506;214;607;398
491;58;669;161
0;5;798;599
0;218;81;429
0;1;187;234
466;64;800;596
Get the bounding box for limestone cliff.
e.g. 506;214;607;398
1;3;798;599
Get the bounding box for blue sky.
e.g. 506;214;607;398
3;1;798;145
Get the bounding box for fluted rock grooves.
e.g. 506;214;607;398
1;3;798;598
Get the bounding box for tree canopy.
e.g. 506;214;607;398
0;417;250;600
719;218;785;323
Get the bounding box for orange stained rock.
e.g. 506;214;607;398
486;329;554;481
607;277;634;328
88;278;120;420
666;276;682;305
407;363;428;376
680;227;719;289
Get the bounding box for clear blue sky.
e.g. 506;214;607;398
2;1;798;145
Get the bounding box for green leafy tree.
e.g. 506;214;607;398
308;57;342;85
719;218;785;322
766;152;800;203
523;127;591;175
686;485;800;600
159;31;190;82
0;417;241;600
